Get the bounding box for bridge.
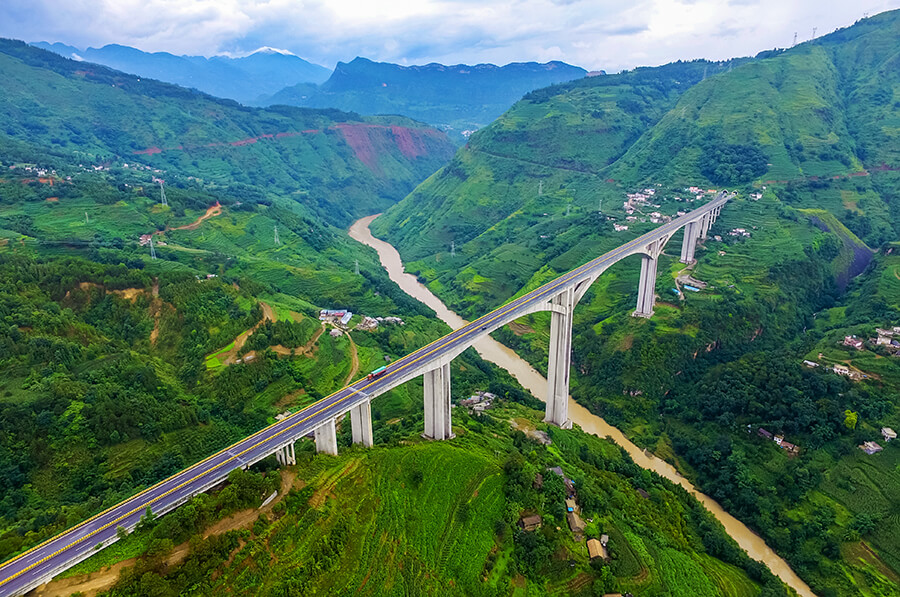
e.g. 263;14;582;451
0;192;729;596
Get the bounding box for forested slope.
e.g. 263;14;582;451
0;39;455;226
371;9;900;596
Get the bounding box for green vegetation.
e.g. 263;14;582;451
97;401;790;596
372;10;900;596
0;38;455;228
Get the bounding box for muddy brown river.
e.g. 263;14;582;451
349;214;815;597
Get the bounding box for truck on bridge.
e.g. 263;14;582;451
367;366;387;380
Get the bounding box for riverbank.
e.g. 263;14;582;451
349;213;815;597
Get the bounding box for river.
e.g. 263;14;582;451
349;214;815;597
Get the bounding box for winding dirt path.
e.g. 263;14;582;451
208;301;277;367
149;202;223;241
34;472;299;597
344;334;359;385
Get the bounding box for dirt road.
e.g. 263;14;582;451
33;471;299;597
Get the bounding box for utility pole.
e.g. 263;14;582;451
149;236;157;260
273;225;280;245
354;259;360;275
159;180;167;207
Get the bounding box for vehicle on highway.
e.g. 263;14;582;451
367;366;388;380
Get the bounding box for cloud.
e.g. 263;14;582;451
0;0;894;71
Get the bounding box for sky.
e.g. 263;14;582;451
0;0;896;71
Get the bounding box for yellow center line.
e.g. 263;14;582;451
0;197;725;588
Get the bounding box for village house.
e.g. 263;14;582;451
329;328;343;337
859;441;883;455
636;488;650;499
781;441;800;456
320;309;353;326
758;428;774;440
843;336;865;350
613;223;629;232
803;360;820;368
833;363;852;376
587;538;604;560
882;427;897;442
567;511;586;534
565;498;577;513
519;515;542;532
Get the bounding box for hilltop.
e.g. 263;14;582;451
261;57;587;142
371;9;900;596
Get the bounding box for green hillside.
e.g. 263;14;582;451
371;10;900;596
0;39;455;227
86;401;789;597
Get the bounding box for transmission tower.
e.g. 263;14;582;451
273;225;280;245
792;32;798;46
149;236;157;260
811;27;817;39
538;181;543;196
85;212;89;224
702;63;708;80
566;203;571;217
450;241;455;258
598;197;603;214
159;180;167;207
354;259;360;275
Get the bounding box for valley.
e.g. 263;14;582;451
0;6;899;597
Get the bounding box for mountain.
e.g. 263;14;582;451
1;39;455;226
261;57;588;142
31;42;332;104
371;9;900;596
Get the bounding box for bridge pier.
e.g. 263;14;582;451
680;221;699;264
634;254;659;318
350;400;374;447
700;213;710;239
423;362;453;440
314;419;338;455
275;442;296;466
544;287;574;429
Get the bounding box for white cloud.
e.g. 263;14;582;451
0;0;894;71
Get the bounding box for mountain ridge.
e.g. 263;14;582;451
31;41;332;104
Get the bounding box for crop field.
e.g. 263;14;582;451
209;442;506;596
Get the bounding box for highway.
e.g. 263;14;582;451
0;192;728;596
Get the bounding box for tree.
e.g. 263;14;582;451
843;410;858;430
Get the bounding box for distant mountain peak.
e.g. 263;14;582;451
249;46;298;57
